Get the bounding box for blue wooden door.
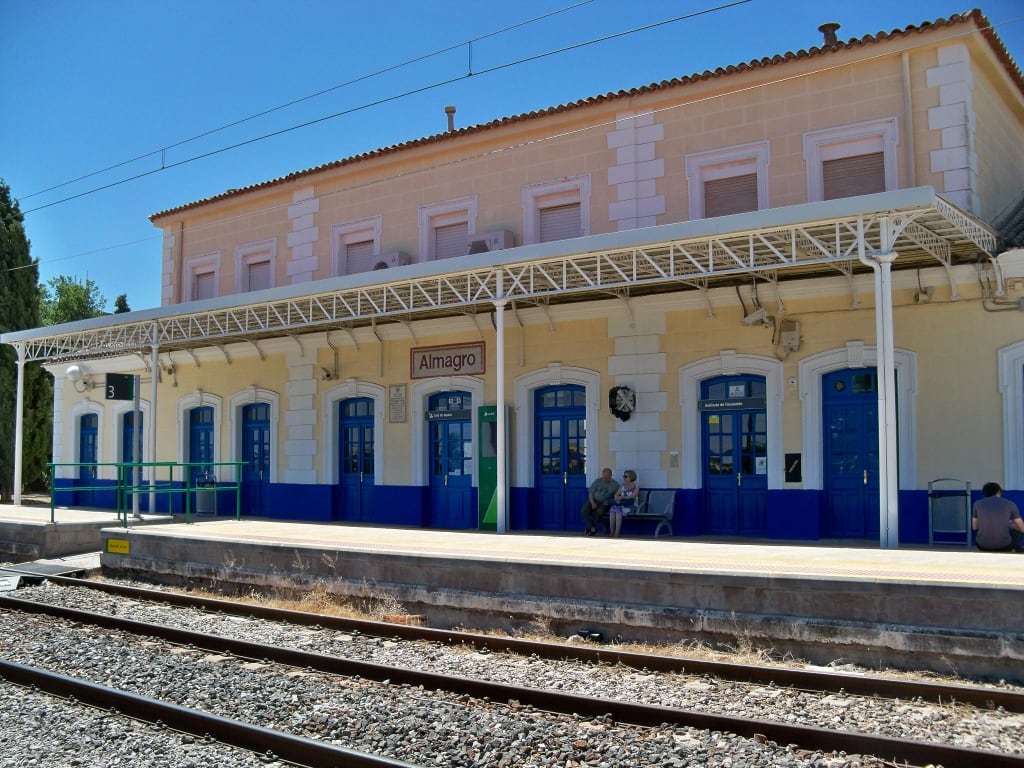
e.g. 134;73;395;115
702;375;767;536
122;411;144;509
534;385;588;531
188;406;215;484
78;413;98;507
823;369;881;539
241;403;270;517
428;392;474;528
339;398;374;521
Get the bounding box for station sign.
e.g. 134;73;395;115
410;342;485;379
105;373;135;401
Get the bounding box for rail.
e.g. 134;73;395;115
46;461;246;524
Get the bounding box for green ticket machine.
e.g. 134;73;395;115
478;404;500;530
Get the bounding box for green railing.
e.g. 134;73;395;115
47;461;246;526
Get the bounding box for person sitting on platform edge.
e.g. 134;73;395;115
609;470;639;538
581;467;619;536
972;481;1024;553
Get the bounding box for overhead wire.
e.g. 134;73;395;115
19;0;597;201
21;0;753;215
14;11;1021;278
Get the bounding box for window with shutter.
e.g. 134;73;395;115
434;222;469;259
822;152;886;200
539;202;581;242
247;261;271;292
345;239;376;274
193;272;216;301
704;173;758;218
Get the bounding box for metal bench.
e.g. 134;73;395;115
623;488;675;537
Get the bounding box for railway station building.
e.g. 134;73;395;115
4;10;1024;546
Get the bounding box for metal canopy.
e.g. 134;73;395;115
2;188;997;363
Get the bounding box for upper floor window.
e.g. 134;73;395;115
235;238;277;294
332;216;382;276
685;141;770;220
522;175;591;244
418;196;478;261
182;251;220;302
803;117;899;202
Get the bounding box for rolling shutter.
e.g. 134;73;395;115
539;202;581;242
247;260;271;292
193;272;215;301
822;152;885;200
434;222;468;260
345;239;376;274
703;173;758;218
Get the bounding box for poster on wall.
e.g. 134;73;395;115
389;384;407;423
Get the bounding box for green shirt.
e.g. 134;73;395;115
588;477;620;504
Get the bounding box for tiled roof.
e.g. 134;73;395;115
150;9;1021;221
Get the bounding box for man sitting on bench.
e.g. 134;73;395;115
581;467;619;536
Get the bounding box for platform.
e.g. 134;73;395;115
97;520;1024;682
0;503;172;560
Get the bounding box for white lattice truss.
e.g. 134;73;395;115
8;191;997;362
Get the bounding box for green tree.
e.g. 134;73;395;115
0;179;51;501
39;274;107;325
114;293;131;314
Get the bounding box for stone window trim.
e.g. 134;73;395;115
227;388;279;484
234;238;277;294
182;251;221;303
175;392;223;471
803;117;899;202
521;175;591;245
418;196;478;261
332;215;382;276
321;380;386;485
684;141;770;220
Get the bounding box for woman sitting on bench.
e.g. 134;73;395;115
610;470;639;537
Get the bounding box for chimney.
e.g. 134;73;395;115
445;105;456;133
818;22;840;47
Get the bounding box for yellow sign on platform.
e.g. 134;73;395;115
106;538;130;555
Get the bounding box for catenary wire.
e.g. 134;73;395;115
20;0;753;215
10;12;1021;279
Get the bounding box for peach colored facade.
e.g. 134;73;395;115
7;11;1023;544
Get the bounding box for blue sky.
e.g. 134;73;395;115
2;0;1022;313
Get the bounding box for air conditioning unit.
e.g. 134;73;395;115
467;230;514;255
371;251;411;270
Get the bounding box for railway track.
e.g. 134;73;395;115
1;573;1021;767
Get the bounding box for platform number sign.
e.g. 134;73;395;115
105;373;135;401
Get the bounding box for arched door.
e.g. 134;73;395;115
339;397;374;521
122;411;144;509
188;406;215;484
427;391;474;528
534;385;588;530
78;413;98;507
823;368;882;539
241;403;270;517
702;375;768;536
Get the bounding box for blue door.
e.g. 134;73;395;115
823;369;881;539
241;403;270;517
78;413;98;507
702;375;767;536
122;411;144;509
534;385;588;530
339;398;374;521
188;406;215;484
428;392;474;528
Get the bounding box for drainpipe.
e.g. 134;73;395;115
857;218;900;549
12;344;25;506
901;53;916;187
494;270;508;533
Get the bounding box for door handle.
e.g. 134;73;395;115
444;474;448;487
563;472;567;486
863;469;868;485
737;472;742;487
360;471;364;483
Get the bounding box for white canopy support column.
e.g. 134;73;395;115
148;343;159;515
12;343;26;506
494;269;508;533
858;217;900;548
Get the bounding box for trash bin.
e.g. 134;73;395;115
928;477;971;547
196;475;217;515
